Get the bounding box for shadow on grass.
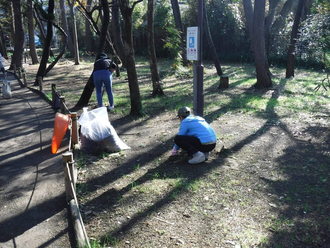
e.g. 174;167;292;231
260;127;330;247
78;70;329;246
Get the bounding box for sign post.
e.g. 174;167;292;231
187;0;204;117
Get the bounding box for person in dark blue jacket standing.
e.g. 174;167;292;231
170;106;217;164
93;53;117;110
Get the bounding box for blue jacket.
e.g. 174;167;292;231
173;115;217;150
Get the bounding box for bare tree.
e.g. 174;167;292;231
59;0;74;55
111;0;143;116
0;26;8;59
147;0;164;96
170;0;188;66
74;0;109;109
203;1;222;76
84;0;94;52
243;0;272;88
34;0;54;85
286;0;313;78
27;0;39;64
10;0;24;70
67;0;80;65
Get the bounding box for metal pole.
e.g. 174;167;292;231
193;0;204;116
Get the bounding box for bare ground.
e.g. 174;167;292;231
25;60;330;248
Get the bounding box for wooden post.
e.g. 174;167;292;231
60;96;66;113
22;71;27;86
71;112;79;149
69;199;91;248
17;67;22;79
62;152;74;202
37;76;43;91
68;162;77;189
13;64;17;75
51;84;56;108
218;75;229;90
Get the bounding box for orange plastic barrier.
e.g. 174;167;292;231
51;113;70;154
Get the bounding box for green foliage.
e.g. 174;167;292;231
154;1;179;59
296;12;330;69
163;25;182;67
133;1;180;59
182;0;248;62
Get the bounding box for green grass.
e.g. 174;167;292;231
101;60;328;119
72;59;329;247
47;58;328;119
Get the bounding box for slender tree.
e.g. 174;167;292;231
271;0;297;34
243;0;272;88
59;0;74;55
203;1;222;76
285;0;313;78
0;26;8;58
170;0;188;66
84;0;94;52
26;0;39;64
74;0;109;109
67;0;80;64
147;0;164;96
10;0;24;70
111;0;143;116
34;0;54;85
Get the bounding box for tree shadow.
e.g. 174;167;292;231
260;126;330;247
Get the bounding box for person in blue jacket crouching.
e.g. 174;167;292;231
171;106;217;164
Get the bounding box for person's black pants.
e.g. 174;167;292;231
174;135;216;156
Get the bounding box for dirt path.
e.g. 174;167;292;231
0;74;71;248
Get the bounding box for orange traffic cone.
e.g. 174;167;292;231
51;113;70;154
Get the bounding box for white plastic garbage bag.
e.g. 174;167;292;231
2;80;12;99
78;107;130;154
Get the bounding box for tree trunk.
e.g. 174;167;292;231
85;0;94;52
147;0;164;96
243;0;272;88
120;1;143;116
67;0;80;65
286;0;305;78
271;0;297;34
203;1;222;76
0;26;8;59
111;0;126;67
10;0;24;70
74;0;109;109
265;0;280;56
243;0;254;45
59;0;74;55
110;0;143;115
170;0;188;66
252;0;272;88
44;23;67;75
27;0;39;64
35;0;54;85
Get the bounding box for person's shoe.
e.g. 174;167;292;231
188;151;206;164
204;152;209;161
107;105;114;111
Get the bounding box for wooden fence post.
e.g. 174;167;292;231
60;96;66;113
17;67;22;79
71;112;79;149
13;64;17;75
218;75;229;90
62;151;74;202
37;76;43;91
22;70;27;86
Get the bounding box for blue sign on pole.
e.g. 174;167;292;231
186;27;198;61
